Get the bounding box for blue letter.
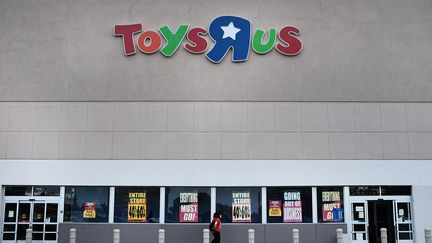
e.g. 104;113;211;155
206;16;251;63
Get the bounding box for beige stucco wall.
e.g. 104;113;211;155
0;0;432;101
0;102;431;160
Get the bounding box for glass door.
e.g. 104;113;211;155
16;201;32;242
2;202;18;241
368;200;396;243
394;201;414;243
351;201;368;243
2;200;59;243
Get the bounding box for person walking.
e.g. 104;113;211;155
211;212;222;243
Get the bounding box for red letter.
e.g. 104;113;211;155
114;24;143;55
184;27;208;54
137;30;162;54
276;26;302;56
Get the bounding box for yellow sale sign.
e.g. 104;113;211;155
83;202;96;219
128;192;147;222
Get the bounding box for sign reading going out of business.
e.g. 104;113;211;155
179;192;199;222
128;192;147;222
283;191;302;223
114;16;302;63
232;192;252;222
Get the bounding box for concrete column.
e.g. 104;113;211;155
160;187;165;224
26;228;32;243
343;186;350;225
293;229;299;243
109;187;115;223
59;187;66;223
336;228;343;243
261;187;267;224
159;229;165;243
70;228;76;243
211;187;216;217
113;229;120;243
203;229;210;243
312;187;318;223
0;185;3;227
248;229;255;243
425;228;432;243
380;228;387;243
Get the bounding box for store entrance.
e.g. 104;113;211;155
2;199;60;243
349;196;414;243
368;200;395;243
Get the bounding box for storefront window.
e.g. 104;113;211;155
381;186;411;196
4;186;60;196
350;186;411;196
114;187;160;223
5;186;32;196
165;187;210;223
317;187;344;223
267;187;312;223
64;187;109;223
349;186;380;196
216;187;261;223
33;186;60;196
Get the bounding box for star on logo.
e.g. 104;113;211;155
221;22;241;40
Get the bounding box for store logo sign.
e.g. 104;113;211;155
114;16;302;63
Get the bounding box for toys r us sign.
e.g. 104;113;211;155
114;16;302;63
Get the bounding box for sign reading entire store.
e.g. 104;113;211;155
114;16;302;63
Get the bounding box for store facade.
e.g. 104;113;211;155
1;0;432;242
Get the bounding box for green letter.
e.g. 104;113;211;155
159;25;189;57
252;28;277;54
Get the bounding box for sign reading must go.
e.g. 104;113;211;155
114;16;302;63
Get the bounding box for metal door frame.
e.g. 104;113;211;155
347;195;413;243
1;196;61;243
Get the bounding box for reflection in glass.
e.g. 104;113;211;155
33;203;45;223
2;233;15;240
4;203;17;222
32;233;43;240
32;224;44;232
267;187;312;223
3;224;16;232
317;187;344;223
18;203;31;222
216;187;261;223
45;233;57;241
46;204;58;223
45;224;57;232
17;224;30;240
399;232;412;240
381;186;411;196
398;223;411;231
114;187;160;223
352;203;365;222
349;186;380;196
165;187;210;223
33;186;60;196
5;186;32;196
64;187;110;223
397;203;411;222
